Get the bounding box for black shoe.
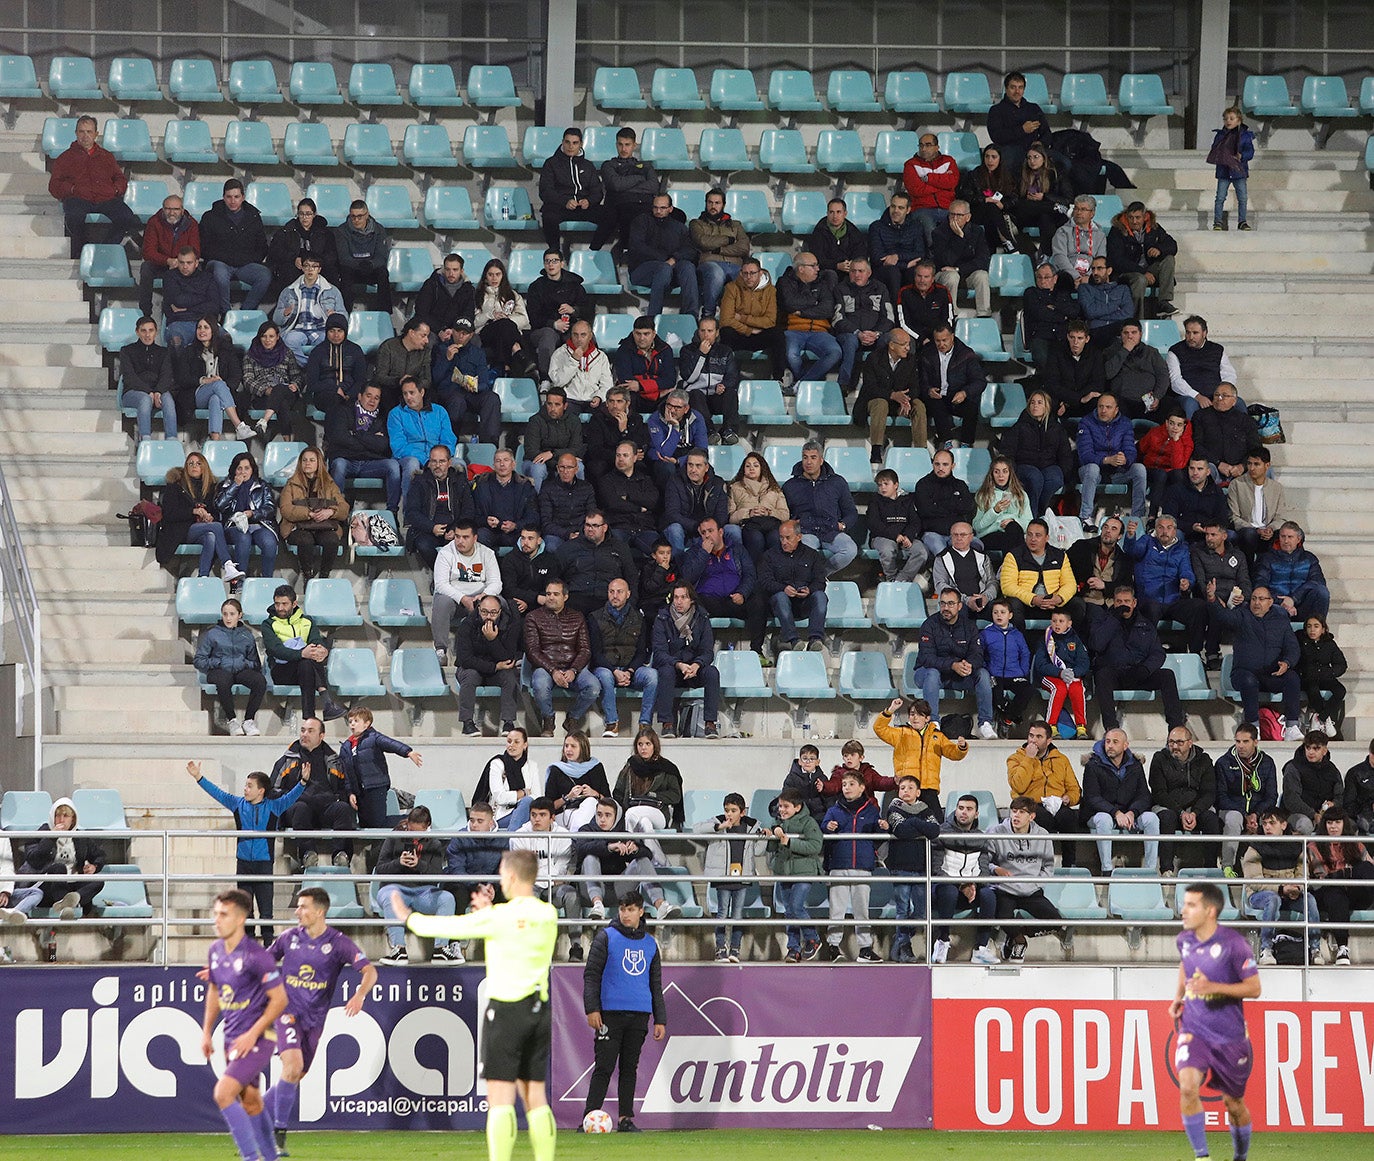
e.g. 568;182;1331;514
1155;300;1176;317
870;443;886;466
501;719;516;732
461;720;480;736
275;1128;289;1156
568;942;584;962
818;943;845;962
321;698;348;722
1205;652;1222;671
618;1118;642;1132
801;939;821;961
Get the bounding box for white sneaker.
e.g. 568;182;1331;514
588;900;607;921
930;939;950;964
242;720;261;737
1323;717;1338;737
971;944;1001;965
1258;947;1276;966
254;417;270;435
226;717;244;736
1281;723;1304;742
222;560;245;583
1336;945;1351;966
234;421;256;440
0;907;27;925
977;720;997;740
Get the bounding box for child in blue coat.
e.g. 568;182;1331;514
1031;609;1091;738
980;598;1033;737
819;770;881;963
1208;106;1255;231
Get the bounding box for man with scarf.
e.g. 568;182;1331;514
677;316;742;446
688;188;750;319
589;577;657;737
325;383;401;513
612;317;677;415
650;581;722;740
547;318;614;414
305;314;367;408
334;199;393;312
273;256;345;362
808;198;868;278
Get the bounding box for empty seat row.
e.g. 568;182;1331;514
1242;74;1374;119
1;55;521;111
1;788;128;831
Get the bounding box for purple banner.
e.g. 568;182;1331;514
0;967;490;1134
549;965;933;1129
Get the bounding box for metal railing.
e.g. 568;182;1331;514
0;464;42;788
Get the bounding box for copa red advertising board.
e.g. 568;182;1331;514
932;999;1374;1132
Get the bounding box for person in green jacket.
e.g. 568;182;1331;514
768;788;825;962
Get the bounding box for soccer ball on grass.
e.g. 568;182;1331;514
582;1109;615;1133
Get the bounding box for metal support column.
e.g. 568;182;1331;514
544;0;577;127
1193;0;1231;150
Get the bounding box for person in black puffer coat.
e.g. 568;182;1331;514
996;388;1075;517
1296;617;1347;739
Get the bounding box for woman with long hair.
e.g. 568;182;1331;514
543;730;610;830
974;456;1034;554
473;726;541;831
1297;615;1347;738
1009;143;1069;247
156;451;240;580
173;315;253;440
957;144;1021;252
475;258;534;376
242;319;307;439
193;597;266;735
215;450;279;587
1307;807;1374;966
612;727;685;863
728;450;789;562
278;446;350;580
996;388;1075;516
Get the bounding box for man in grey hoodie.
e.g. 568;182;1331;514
987;796;1072;961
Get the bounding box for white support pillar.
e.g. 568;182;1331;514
544;0;577;127
1193;0;1231;150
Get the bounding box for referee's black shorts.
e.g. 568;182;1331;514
482;994;552;1083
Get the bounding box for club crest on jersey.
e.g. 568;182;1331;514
622;948;647;976
1211;944;1222;958
322;943;332;955
233;958;243;972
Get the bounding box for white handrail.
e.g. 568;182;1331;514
0;463;43;787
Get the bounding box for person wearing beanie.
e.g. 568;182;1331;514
305;313;367;407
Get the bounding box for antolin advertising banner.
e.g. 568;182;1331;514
549;965;933;1129
0;967;493;1134
933;1000;1374;1132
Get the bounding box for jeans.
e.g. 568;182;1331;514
397;457;423;509
5;884;43;916
1078;461;1148;521
1214;177;1248;224
771;590;828;644
580;854;664;908
496;796;535;831
207;260;271;312
437;387;502;445
1247;887;1319;951
1016;464;1065;518
124;388;179;440
529;666;599;720
377;884;455;948
909;665;994;725
1232;666;1301;726
653;661;720;724
776;880;818;952
592;665;658;726
826;869;872;948
784;331;842;381
714;884;745;951
1088;810;1161;871
933;881;996;945
872;536;929;582
186;521;231;576
697;261;740;317
740;520;782;564
165;319;199;349
891;868;928;954
799;531;858;575
631;259;700;319
280;328;322;364
330;457;402;512
195;378;237;435
226;524;278;577
665;521;742;556
836;332;880;386
910;207;948;249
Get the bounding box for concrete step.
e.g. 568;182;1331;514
1170;307;1374;338
0;409;122;433
0;369;107;391
45;636;185;665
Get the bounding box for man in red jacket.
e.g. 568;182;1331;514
901;133;960;249
47;115;140;258
138;193;201;317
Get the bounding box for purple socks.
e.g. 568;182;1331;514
1183;1110;1209;1157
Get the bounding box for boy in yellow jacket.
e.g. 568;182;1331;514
874;697;967;815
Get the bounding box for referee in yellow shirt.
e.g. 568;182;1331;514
392;848;560;1161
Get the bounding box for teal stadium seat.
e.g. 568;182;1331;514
710;69;764;112
846;190;887;231
989;251;1035;297
762;445;801;480
349;62;402;107
228;60;283;106
1043;868;1108;920
1118;74;1174;117
1302;75;1358;118
305;578;363;627
943;72;993;115
41;116;77;159
1060;73;1115;117
164;119;218;165
408;64;463;109
593;67;646;110
239;577;281;620
828;70;881;113
699;128;753;173
80;244;135;288
1141;318;1182;353
682;789;728;828
937;131;981;172
884;71;940;114
839;652;897;701
952;446;992;484
1360;78;1374;115
462;124;516;169
1165;653;1213;701
569;250;621;294
0;54;42;99
1174;869;1240;920
981;383;1027;429
414;789;466;833
454;247;496;278
659;867;705;918
403;124;457;168
390;647;449;698
874;581;927;629
49;56;102;102
885;447;933;489
306;182;352;225
125;179;170;221
104;118;158;163
168;59;221;104
261;441;308;487
425;186;479;230
775;651;835;700
1108;868;1172;921
246;181;293;227
944;790;999;827
284;122;339;168
467;66;521;109
223;309;269;350
483;186;535;229
344;123;397;167
100;307;142;353
795;380;851;426
290;62;343;106
388;247;435;293
654;314;698;351
956;316;1010;362
520;125;563;167
176;576;228;624
753;251;789;283
348;310;394;354
581;125;619;164
327;647;385;697
593;313;634;350
759;129;815;174
70;789;127;830
767;70;822;113
1241;75;1300;118
494;377;540;423
780;189;827;233
723;189;772;233
351;510;405;560
650;68;705;111
823;581;870;628
1;790;52;831
303;867;365;918
1022;73;1059;114
816;129;869;173
707;441;746;483
875;130;920;174
91;864;155;920
366;185;418;229
369;578;427;628
1092;193;1124;228
641;127;693;171
202;441;247;479
506;247;546;293
738;380;787;425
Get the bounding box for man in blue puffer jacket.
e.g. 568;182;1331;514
1253;522;1330;621
1076;393;1146;529
819;771;881;963
1210;585;1302;737
339;706;424;831
781;442;859;575
1125;514;1207;652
